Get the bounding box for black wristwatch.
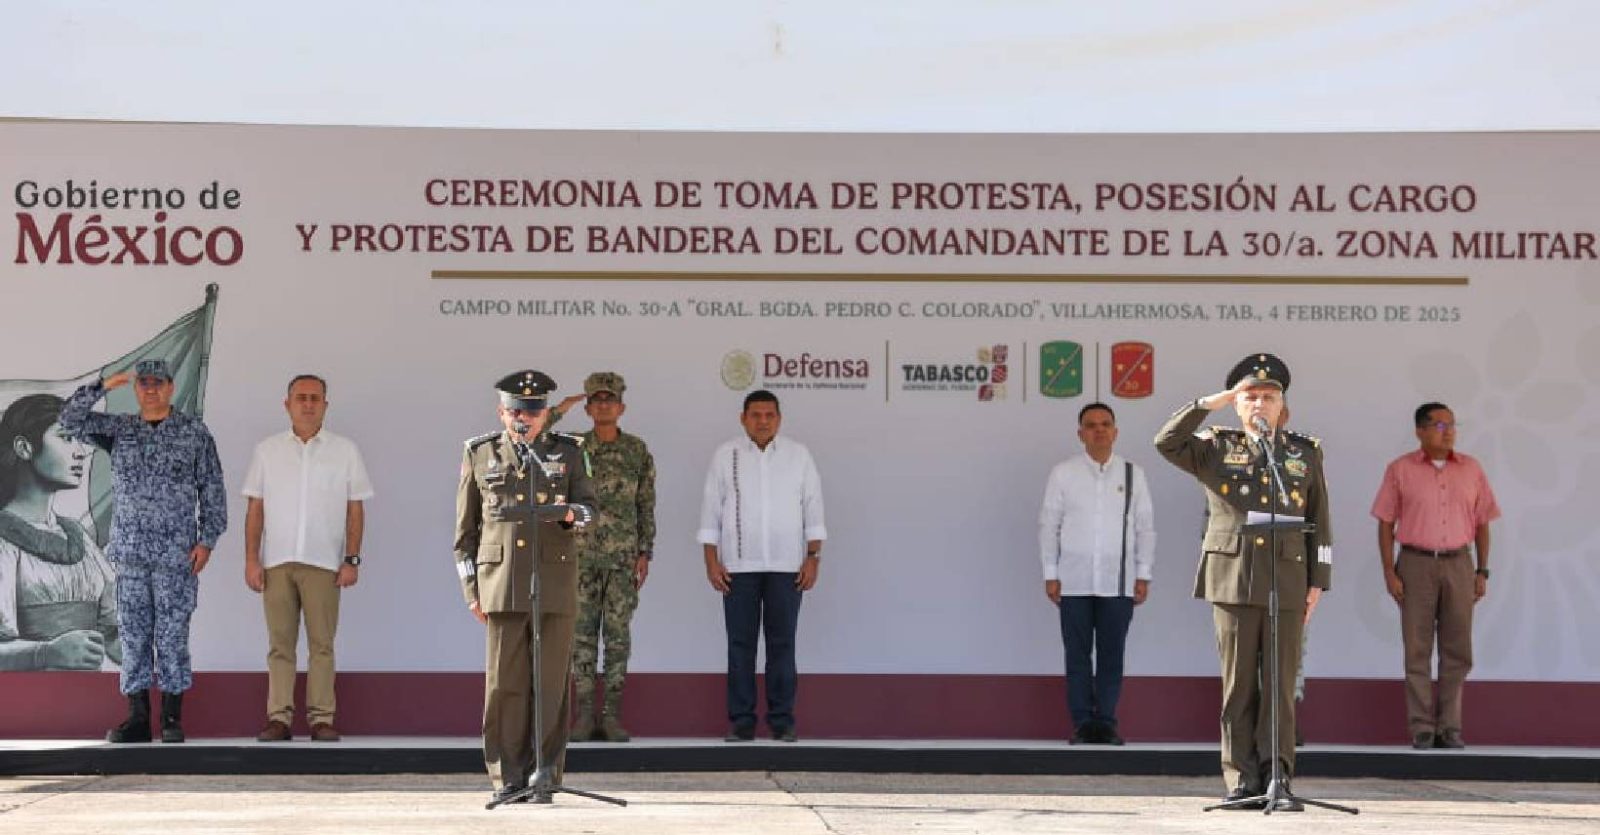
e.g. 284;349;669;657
344;554;362;567
1474;567;1490;579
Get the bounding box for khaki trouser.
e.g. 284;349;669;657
1213;603;1303;792
263;562;341;725
483;611;575;791
1397;549;1476;736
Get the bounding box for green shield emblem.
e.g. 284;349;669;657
1039;341;1083;398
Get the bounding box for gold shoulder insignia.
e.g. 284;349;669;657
465;431;500;451
1284;429;1321;448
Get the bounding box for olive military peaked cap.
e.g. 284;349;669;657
495;369;557;411
1225;352;1290;391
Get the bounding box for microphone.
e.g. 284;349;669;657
1251;415;1273;439
512;419;530;436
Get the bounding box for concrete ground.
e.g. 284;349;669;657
2;772;1596;834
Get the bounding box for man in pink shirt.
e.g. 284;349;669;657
1370;402;1500;750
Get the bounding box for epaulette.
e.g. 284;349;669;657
1284;429;1321;448
465;431;500;451
548;431;586;448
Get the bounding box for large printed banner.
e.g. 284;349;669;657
2;124;1597;685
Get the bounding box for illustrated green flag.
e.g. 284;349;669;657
0;284;219;546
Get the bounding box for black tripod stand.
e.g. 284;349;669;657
485;456;626;810
1205;425;1357;816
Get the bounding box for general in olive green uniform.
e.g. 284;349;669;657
1154;353;1331;802
455;370;597;803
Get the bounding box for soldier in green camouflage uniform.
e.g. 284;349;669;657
553;372;655;742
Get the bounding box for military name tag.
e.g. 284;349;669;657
542;461;567;477
1223;447;1251;467
1285;458;1308;478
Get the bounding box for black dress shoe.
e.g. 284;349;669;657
529;789;554;804
1221;786;1266;810
1097;721;1124;746
1412;731;1436;749
489;784;528;806
724;723;755;742
771;726;798;743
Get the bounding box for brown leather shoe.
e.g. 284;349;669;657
310;722;341;742
256;720;292;742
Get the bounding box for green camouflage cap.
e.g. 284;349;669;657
584;371;625;398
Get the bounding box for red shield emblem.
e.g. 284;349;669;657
991;364;1009;384
1110;341;1154;399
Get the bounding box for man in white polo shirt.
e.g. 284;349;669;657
242;374;374;742
698;390;826;743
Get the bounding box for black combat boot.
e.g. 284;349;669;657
106;691;153;743
160;692;186;743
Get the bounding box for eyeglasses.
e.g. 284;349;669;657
1424;421;1460;431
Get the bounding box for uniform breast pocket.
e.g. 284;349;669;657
476;541;505;564
1203;531;1241;556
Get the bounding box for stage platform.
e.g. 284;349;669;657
4;737;1596;782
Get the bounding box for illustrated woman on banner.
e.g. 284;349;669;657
0;394;121;671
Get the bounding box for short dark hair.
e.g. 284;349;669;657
287;374;328;397
1414;401;1450;427
742;390;780;413
0;393;66;506
1077;402;1115;425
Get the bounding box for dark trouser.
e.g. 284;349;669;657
723;571;803;730
482;610;575;791
1213;603;1304;792
1397;549;1476;736
1058;595;1136;730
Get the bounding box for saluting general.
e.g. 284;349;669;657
455;370;596;806
60;359;227;745
1153;353;1331;811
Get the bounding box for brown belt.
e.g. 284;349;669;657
1400;544;1470;558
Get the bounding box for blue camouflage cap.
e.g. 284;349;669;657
135;358;173;382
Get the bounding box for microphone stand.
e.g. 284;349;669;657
1205;425;1357;816
487;440;627;810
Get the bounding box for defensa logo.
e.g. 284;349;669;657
721;350;871;391
900;344;1009;401
12;179;245;267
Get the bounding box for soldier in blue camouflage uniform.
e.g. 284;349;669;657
60;359;227;744
555;372;656;743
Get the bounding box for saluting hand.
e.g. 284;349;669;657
103;371;133;390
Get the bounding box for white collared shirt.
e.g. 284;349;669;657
697;435;826;573
241;429;374;572
1038;452;1157;595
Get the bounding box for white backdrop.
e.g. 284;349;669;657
3;122;1596;682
